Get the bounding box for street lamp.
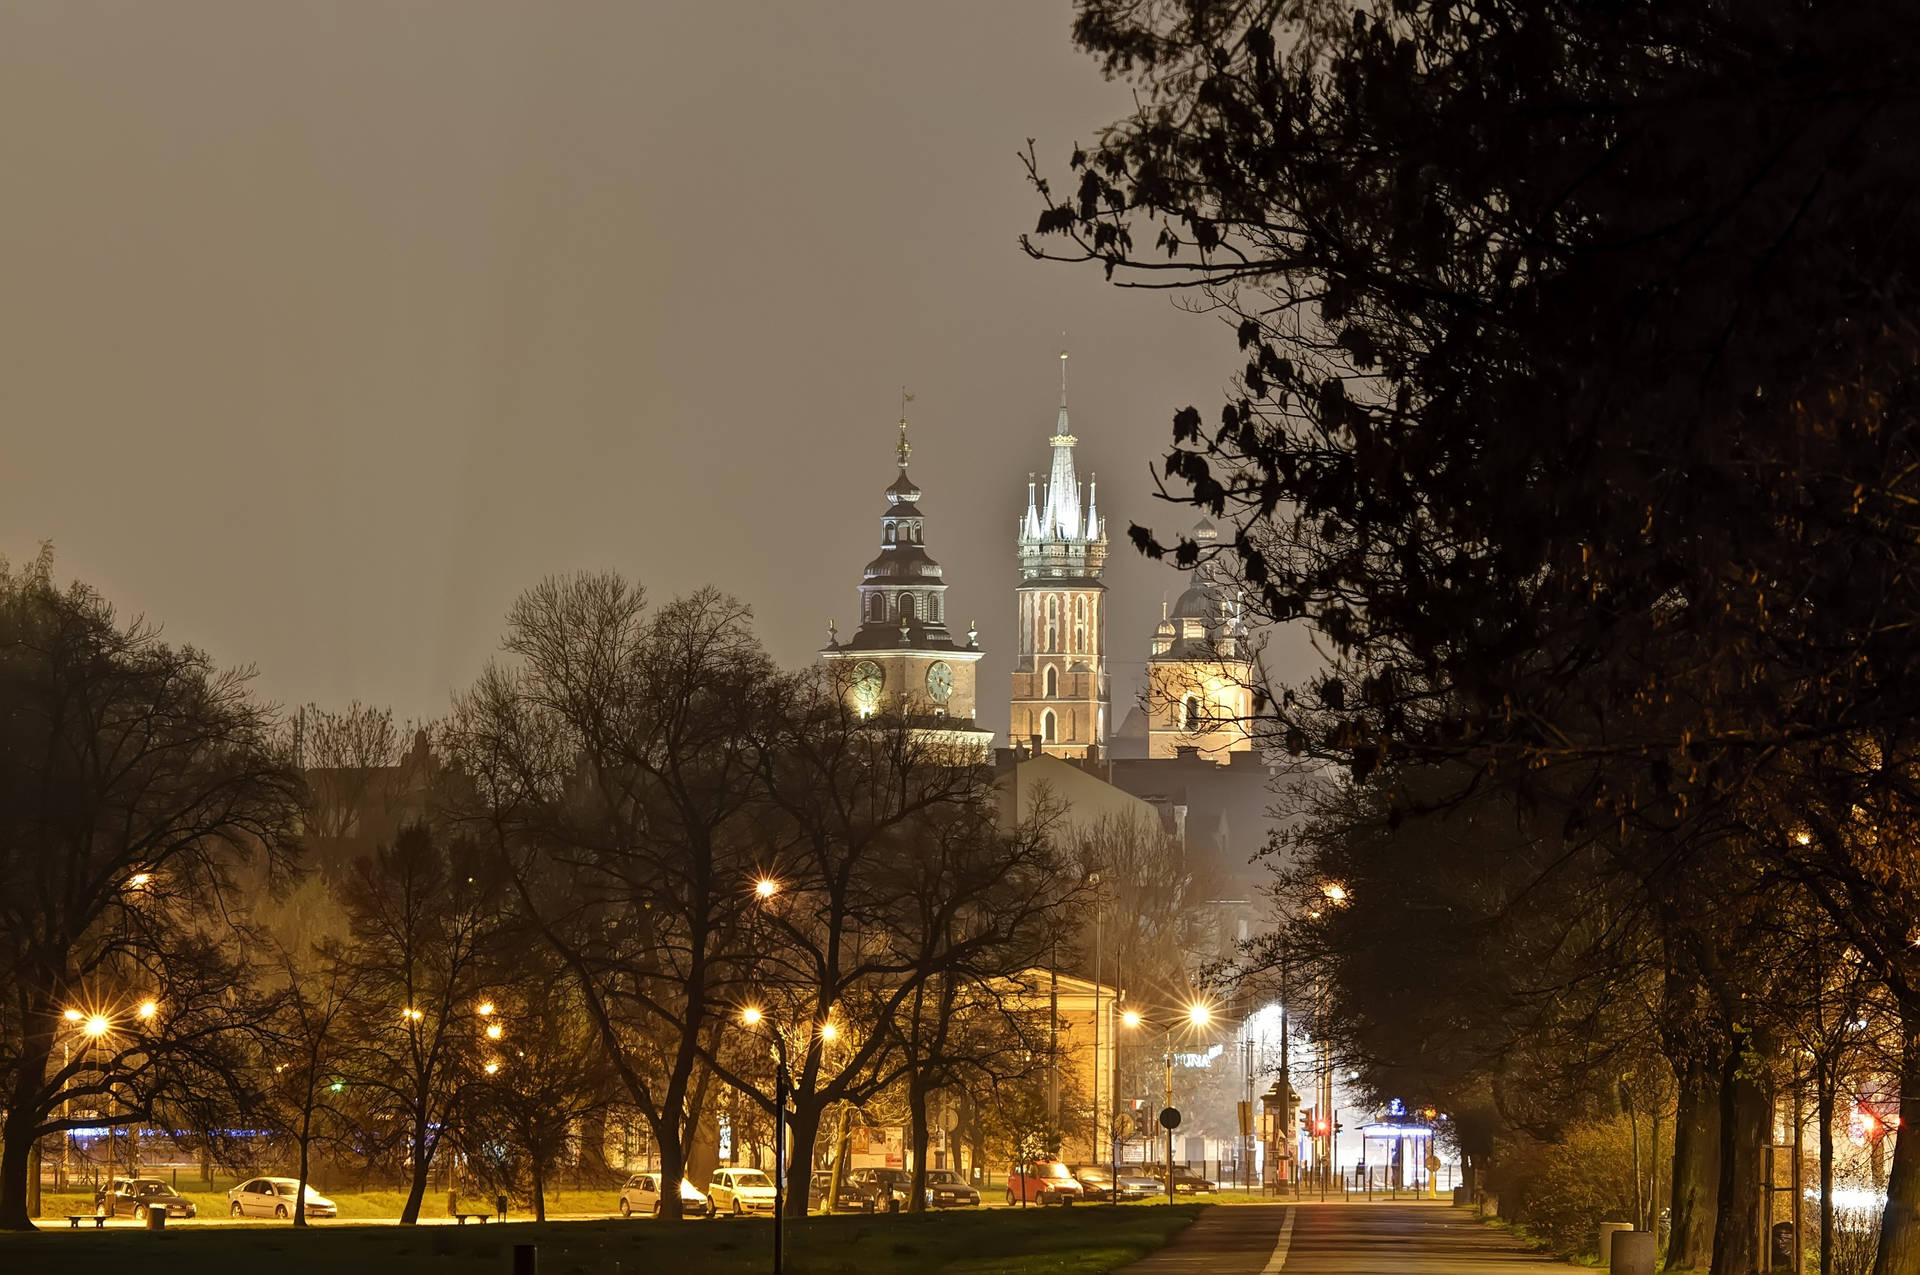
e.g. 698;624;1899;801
84;1014;111;1039
755;877;780;900
737;1007;792;1275
137;1000;157;1021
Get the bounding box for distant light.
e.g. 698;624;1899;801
485;1023;503;1041
137;1000;157;1020
820;1022;839;1041
1321;882;1347;903
741;1007;763;1026
477;1002;496;1017
128;873;152;889
1187;1004;1211;1027
63;1009;84;1023
84;1015;111;1038
1796;832;1812;846
403;1008;423;1022
484;1062;500;1076
755;878;780;900
330;1081;345;1093
1122;1010;1142;1029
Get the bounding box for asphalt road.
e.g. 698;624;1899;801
1125;1202;1571;1274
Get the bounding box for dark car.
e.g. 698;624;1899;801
848;1167;912;1212
808;1171;878;1214
1070;1166;1117;1201
1150;1165;1217;1194
99;1177;197;1220
921;1169;981;1208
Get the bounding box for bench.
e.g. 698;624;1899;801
452;1212;491;1225
66;1215;108;1229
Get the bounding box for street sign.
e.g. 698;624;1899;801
1159;1106;1181;1130
1424;1153;1442;1173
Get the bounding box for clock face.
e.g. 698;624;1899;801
851;661;885;711
925;661;954;704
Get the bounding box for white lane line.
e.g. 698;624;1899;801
1259;1206;1295;1273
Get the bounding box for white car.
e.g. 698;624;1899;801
227;1176;337;1219
708;1167;779;1216
618;1173;712;1218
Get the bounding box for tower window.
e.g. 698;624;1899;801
1042;710;1056;743
1045;596;1058;652
869;595;884;622
901;594;917;621
886;524;896;544
1045;666;1057;698
1184;696;1202;732
931;594;942;621
913;521;922;543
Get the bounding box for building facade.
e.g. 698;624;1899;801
1010;351;1110;758
1142;521;1258;760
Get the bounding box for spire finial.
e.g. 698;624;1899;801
897;386;915;469
1059;341;1069;409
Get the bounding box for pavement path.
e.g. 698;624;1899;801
1126;1202;1571;1274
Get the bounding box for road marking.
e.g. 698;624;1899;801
1259;1206;1294;1273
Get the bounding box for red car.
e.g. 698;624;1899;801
1005;1160;1085;1205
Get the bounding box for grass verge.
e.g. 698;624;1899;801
2;1202;1206;1274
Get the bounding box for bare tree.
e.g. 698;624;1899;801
260;946;360;1226
0;547;303;1230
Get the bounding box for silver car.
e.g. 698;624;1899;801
618;1173;712;1218
226;1176;336;1219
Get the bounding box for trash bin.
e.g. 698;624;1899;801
1610;1229;1655;1275
1598;1221;1633;1266
1452;1186;1469;1207
146;1207;167;1231
1771;1221;1795;1270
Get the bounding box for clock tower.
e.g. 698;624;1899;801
1010;351;1109;758
821;403;992;756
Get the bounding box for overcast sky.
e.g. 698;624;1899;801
0;1;1312;740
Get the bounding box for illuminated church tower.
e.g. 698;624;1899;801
1010;351;1109;757
1144;520;1257;760
821;403;991;756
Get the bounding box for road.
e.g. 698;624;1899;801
1125;1201;1571;1273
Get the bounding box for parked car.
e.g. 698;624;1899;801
1115;1171;1165;1200
1147;1164;1217;1194
97;1177;197;1220
618;1173;712;1218
1069;1166;1117;1201
921;1169;981;1208
807;1171;878;1213
226;1176;336;1219
1005;1159;1084;1205
708;1167;779;1216
848;1167;911;1211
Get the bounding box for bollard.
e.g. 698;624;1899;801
146;1207;167;1231
512;1242;537;1275
1597;1220;1633;1266
1609;1229;1655;1275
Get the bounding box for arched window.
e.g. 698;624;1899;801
901;594;916;621
1045;596;1058;652
1042;710;1056;743
1184;696;1202;732
869;594;884;622
1044;666;1058;698
913;521;922;543
885;524;896;544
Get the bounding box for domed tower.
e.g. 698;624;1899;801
1145;520;1257;760
821;404;990;753
1010;350;1110;758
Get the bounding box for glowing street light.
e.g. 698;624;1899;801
402;1007;424;1022
819;1022;838;1042
740;1006;764;1027
1321;882;1348;904
1187;1003;1212;1028
755;878;780;900
84;1014;111;1038
137;1000;158;1021
63;1009;83;1023
477;1002;496;1017
485;1023;503;1041
1122;1009;1142;1029
128;873;152;889
484;1061;500;1076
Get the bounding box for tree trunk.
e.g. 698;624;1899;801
399;1122;432;1225
1709;1034;1767;1275
1871;1014;1920;1275
0;1048;50;1233
1818;1062;1835;1275
294;1104;313;1227
1669;1053;1724;1271
657;1125;687;1221
532;1159;546;1222
784;1103;823;1218
907;1079;931;1214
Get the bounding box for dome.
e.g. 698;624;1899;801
1171;582;1222;621
886;472;922;503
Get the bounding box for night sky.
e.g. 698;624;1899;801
0;2;1311;741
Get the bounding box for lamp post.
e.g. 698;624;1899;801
740;1006;793;1275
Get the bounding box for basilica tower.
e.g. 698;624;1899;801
821;405;991;755
1010;351;1109;757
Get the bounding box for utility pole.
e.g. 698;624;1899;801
1164;1049;1175;1204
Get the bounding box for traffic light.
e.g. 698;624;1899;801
1301;1107;1317;1138
1131;1099;1151;1138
